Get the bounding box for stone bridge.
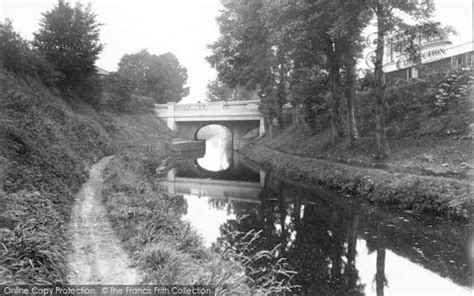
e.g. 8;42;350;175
155;100;265;149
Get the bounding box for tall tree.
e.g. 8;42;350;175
283;0;369;143
330;0;371;144
118;50;189;104
33;0;103;86
365;0;437;158
208;0;287;137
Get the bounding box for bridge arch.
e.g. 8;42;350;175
195;124;233;172
195;124;233;142
155;100;266;150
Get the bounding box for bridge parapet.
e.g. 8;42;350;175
155;100;261;119
154;100;294;138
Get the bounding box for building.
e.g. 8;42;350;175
384;38;474;80
96;66;110;77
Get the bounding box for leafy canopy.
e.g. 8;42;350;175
118;50;189;104
33;0;103;85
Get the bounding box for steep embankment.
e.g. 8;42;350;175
0;68;172;284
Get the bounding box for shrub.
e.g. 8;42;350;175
101;73;136;112
356;67;473;138
434;68;472;109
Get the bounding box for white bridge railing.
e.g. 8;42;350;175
155;100;261;119
155;100;292;136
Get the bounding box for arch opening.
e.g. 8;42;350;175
196;124;233;172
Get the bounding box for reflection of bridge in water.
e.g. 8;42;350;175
160;168;265;204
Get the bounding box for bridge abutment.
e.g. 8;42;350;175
166;102;177;130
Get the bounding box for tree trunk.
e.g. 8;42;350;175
374;5;390;158
344;58;360;146
328;48;344;145
265;116;274;138
331;93;344;143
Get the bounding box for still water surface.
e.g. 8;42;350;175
160;133;472;295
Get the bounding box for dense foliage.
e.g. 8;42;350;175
1;0;104;106
208;0;448;156
118;50;189;104
206;79;259;102
0;20;59;86
356;67;473;138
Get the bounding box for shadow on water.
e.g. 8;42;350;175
160;131;472;295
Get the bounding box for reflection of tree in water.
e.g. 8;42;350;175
290;201;364;295
375;248;387;296
216;172;365;295
370;223;388;296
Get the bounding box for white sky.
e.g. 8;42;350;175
1;0;472;103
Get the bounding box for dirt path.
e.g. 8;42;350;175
67;156;141;284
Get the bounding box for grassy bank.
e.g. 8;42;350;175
263;126;473;180
242;143;471;221
0;67;173;284
1;69;107;283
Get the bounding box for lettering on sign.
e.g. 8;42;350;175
396;47;447;69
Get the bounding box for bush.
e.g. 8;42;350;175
101;73;136;112
71;75;104;108
356;68;473;138
433;68;472;109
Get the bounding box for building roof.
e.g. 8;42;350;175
96;66;110;76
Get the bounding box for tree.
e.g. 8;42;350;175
118;50;189;104
33;0;103;87
330;0;371;145
208;0;291;137
0;19;34;75
206;79;259;102
365;0;438;158
279;0;369;143
206;79;233;102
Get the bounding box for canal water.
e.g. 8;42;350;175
159;129;472;295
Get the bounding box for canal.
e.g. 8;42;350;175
159;127;472;295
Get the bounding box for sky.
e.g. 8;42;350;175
1;0;472;103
